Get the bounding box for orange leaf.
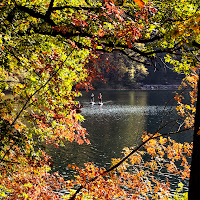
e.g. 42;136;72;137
98;29;104;37
14;123;20;130
133;0;145;7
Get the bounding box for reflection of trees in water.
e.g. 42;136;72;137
117;91;147;148
81;91;148;166
45;139;93;178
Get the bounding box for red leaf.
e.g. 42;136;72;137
106;67;109;73
127;40;132;48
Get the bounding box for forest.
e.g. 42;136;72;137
91;52;185;89
0;0;199;199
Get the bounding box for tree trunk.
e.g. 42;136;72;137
188;73;200;199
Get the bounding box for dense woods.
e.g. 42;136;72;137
0;0;199;199
91;52;185;89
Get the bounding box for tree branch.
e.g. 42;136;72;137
192;41;200;49
0;158;20;164
121;49;151;65
16;5;56;26
13;4;184;60
45;0;55;18
32;26;92;40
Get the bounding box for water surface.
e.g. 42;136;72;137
47;90;192;191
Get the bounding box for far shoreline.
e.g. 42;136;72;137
90;84;181;91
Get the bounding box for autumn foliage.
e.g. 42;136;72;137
0;0;199;199
175;67;199;129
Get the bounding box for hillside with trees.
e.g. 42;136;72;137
90;51;149;89
92;52;185;89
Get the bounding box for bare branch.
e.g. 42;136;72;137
45;0;55;18
121;49;151;65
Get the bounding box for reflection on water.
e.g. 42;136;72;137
46;90;192;193
81;104;175;116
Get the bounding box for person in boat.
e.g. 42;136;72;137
91;93;94;102
98;93;102;103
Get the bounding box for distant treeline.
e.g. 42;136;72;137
90;52;184;89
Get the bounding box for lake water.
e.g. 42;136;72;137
47;90;193;192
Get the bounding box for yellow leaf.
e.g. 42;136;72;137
159;136;167;145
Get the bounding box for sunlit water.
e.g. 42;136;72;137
82;104;174;116
46;90;192;195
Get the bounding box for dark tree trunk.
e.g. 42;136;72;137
189;73;200;199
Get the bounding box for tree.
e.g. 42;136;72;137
189;74;200;200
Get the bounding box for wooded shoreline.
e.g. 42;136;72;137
93;84;180;91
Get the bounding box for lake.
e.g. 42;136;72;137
46;90;193;193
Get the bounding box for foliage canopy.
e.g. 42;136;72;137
0;0;199;199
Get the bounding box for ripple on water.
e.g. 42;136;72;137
81;105;175;116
